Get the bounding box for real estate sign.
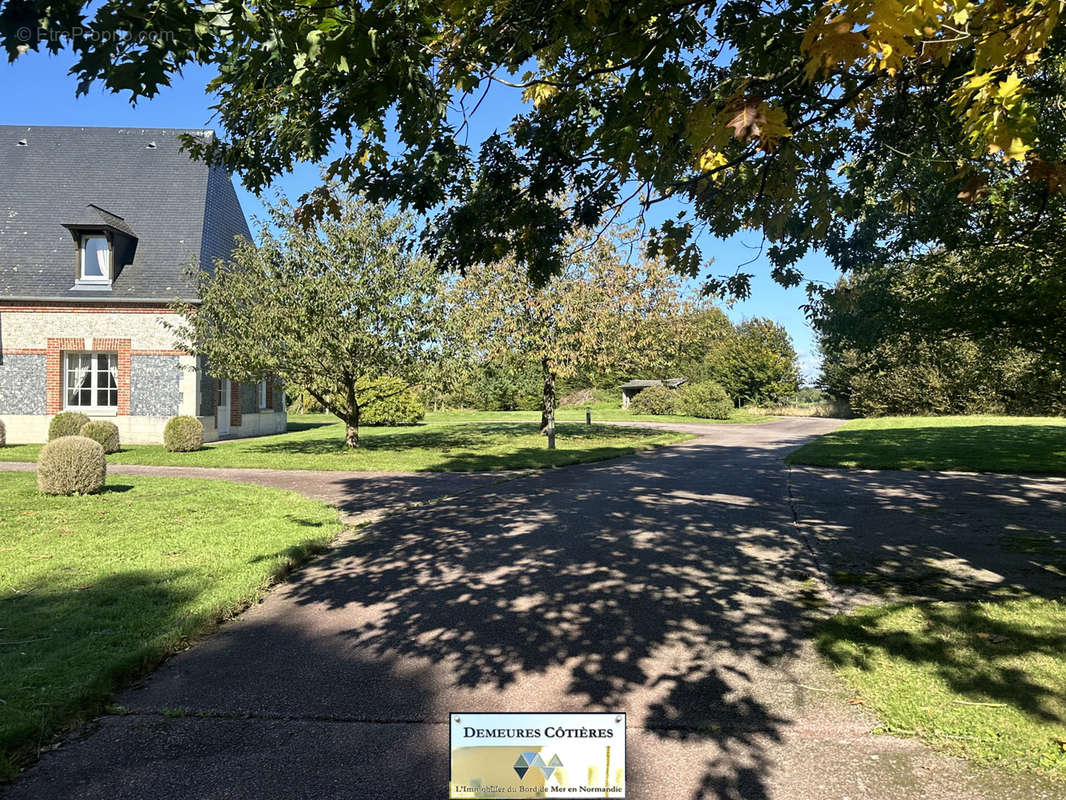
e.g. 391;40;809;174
449;712;626;798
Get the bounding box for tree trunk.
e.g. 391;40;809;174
345;422;360;448
540;358;557;437
343;378;361;449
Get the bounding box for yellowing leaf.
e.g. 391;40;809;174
696;149;729;172
523;83;559;109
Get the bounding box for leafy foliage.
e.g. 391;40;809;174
676;381;733;420
357;377;426;426
7;1;1066;298
449;228;690;431
628;385;680;416
79;420;120;454
812;261;1066;416
0;419;5;448
36;436;106;495
163;416;204;453
48;412;90;441
173;194;442;448
717;319;800;405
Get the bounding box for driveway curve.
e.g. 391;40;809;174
3;418;1062;800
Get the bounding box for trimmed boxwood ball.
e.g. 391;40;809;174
37;436;107;496
80;420;120;454
49;411;90;441
677;381;734;420
164;416;204;452
628;384;679;415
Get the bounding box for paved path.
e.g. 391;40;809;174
4;419;1063;799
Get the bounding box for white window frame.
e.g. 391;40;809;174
64;351;119;414
258;379;269;409
78;234;112;284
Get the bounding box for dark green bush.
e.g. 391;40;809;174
37;436;106;495
628;385;679;415
358;377;426;426
677;381;733;419
164;416;204;452
0;418;5;447
79;420;120;454
49;411;90;441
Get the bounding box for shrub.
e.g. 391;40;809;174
164;416;204;452
628;385;679;415
358;377;426;426
677;381;734;420
0;418;5;447
79;420;120;454
49;411;90;441
37;436;107;495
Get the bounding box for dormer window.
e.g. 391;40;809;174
64;205;137;291
80;235;111;283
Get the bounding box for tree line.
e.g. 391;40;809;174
810;254;1066;417
175;195;800;447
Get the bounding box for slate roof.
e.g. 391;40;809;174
0;125;251;302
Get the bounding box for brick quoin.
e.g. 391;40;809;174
45;338;85;414
230;381;242;428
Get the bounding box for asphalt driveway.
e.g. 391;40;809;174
4;418;1063;799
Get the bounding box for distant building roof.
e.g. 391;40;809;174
619;378;687;389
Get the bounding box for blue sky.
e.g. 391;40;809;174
0;52;839;381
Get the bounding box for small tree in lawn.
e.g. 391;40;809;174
450;230;688;438
174;193;441;448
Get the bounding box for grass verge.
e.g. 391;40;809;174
787;415;1066;475
817;598;1066;778
0;416;692;472
0;472;342;777
428;406;777;425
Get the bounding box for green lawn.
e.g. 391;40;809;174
818;598;1066;778
787;415;1066;475
0;472;342;776
427;406;776;425
0;414;693;472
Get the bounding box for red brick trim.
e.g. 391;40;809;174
6;348;186;357
46;338;85;413
92;339;132;416
230;381;242;428
0;304;175;314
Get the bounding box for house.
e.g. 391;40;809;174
0;125;285;444
619;378;687;409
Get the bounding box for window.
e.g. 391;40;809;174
258;379;268;409
65;352;118;410
80;235;110;283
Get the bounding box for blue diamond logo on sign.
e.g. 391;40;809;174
450;712;625;798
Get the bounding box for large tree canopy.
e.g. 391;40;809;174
5;0;1065;294
450;229;689;433
172;193;442;448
